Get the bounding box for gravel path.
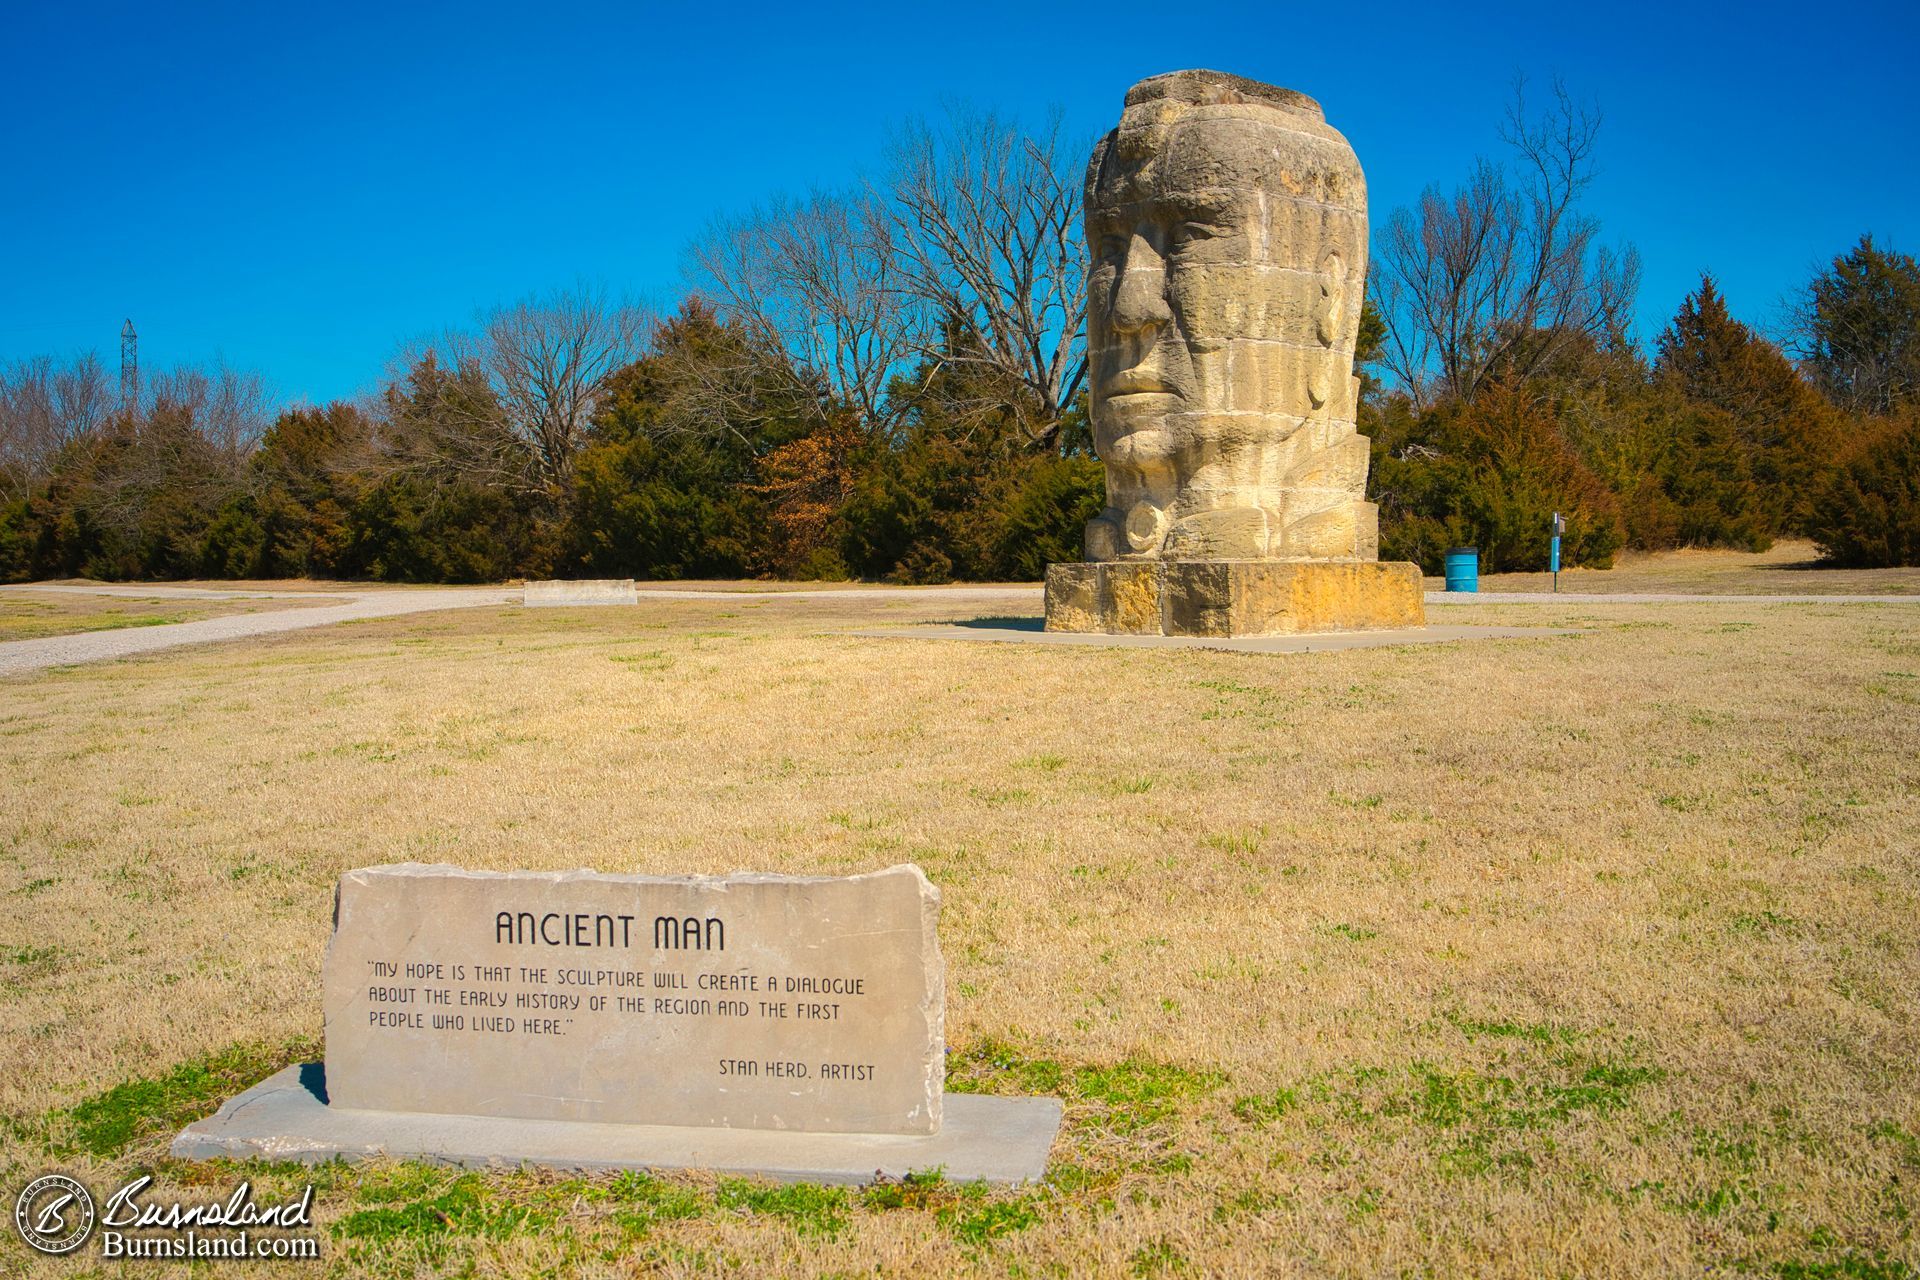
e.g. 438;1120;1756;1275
0;582;1037;678
5;579;1914;681
632;586;1041;603
1426;590;1920;605
0;587;513;678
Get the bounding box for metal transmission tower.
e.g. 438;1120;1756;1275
120;319;139;415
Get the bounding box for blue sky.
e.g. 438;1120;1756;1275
3;0;1915;407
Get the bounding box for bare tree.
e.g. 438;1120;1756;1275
687;190;931;442
882;107;1087;445
381;287;649;499
480;287;650;491
0;352;113;500
143;360;276;466
619;299;820;458
1372;78;1642;407
54;361;271;559
374;342;529;502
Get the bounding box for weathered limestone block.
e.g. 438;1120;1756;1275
1161;507;1271;560
1164;561;1423;636
1284;432;1372;495
1104;562;1165;635
1282;501;1379;561
524;579;639;607
1047;560;1422;637
323;863;945;1135
1042;562;1102;633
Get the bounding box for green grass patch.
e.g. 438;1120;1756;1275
334;1170;548;1246
42;1035;318;1158
1411;1054;1663;1128
948;1038;1223;1134
1731;909;1800;936
1076;1059;1224;1132
1132;1236;1188;1274
1201;829;1262;856
1772;1253;1918;1280
1867;1119;1920;1171
715;1178;850;1237
597;1170;708;1236
941;1192;1041;1246
862;1167;952;1211
1445;1012;1583;1046
1294;1041;1664;1178
1231;1087;1298;1124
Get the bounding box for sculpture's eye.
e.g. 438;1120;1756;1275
1095;232;1129;261
1169;221;1229;252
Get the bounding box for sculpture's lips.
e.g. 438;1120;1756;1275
1102;369;1176;399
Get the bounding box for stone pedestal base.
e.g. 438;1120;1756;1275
1045;560;1425;638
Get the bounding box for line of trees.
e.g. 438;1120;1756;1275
2;90;1916;584
1361;80;1916;572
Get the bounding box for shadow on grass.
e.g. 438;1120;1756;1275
1766;558;1865;573
946;616;1045;632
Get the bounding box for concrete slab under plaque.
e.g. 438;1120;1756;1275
844;622;1576;654
172;1065;1062;1187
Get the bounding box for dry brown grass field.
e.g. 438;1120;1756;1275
1;575;1916;1277
0;590;331;641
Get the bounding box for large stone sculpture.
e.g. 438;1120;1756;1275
1045;70;1425;636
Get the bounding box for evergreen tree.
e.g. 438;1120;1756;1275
1808;410;1920;567
202;404;374;578
1370;378;1623;573
1655;275;1839;535
1798;234;1920;414
565;304;783;579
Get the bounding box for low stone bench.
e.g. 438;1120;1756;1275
522;579;638;607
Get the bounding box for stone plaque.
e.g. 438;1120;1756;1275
322;863;944;1135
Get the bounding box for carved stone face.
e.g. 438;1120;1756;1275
1082;72;1375;562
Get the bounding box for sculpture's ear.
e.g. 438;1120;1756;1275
1314;250;1349;346
1085;132;1114;208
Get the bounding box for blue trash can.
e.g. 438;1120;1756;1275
1444;547;1479;593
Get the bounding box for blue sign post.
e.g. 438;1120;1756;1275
1550;512;1565;593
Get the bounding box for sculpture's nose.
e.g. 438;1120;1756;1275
1109;231;1171;339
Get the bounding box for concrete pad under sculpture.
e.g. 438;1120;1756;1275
1046;69;1426;638
847;621;1576;655
323;863;944;1135
523;579;639;606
